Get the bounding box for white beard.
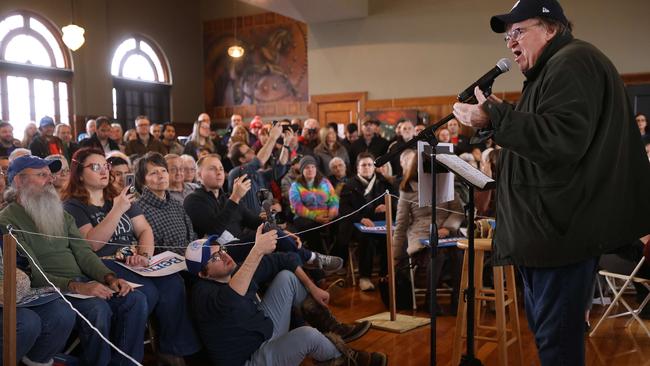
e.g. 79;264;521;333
21;184;66;237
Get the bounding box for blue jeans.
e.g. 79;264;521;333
245;270;341;365
68;290;148;366
0;298;76;363
518;258;598;366
103;260;201;356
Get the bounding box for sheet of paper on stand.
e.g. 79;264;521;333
417;141;455;207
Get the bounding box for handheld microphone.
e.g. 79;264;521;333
457;58;512;102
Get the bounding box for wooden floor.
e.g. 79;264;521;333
319;283;650;366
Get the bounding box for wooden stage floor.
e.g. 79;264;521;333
319;284;650;366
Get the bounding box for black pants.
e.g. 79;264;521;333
292;217;325;253
357;232;387;278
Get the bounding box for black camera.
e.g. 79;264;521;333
257;189;278;232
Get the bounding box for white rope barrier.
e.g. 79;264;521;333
11;191;390;249
388;193;496;220
7;228;143;366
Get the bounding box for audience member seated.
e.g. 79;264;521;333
29;117;64;158
9;148;31;162
437;128;451;143
110;122;125;152
414;123;425;135
475;148;499;218
63;148;200;364
637;113;649;142
164;153;198;203
180;154;198;184
220;114;258;150
387;119;416;176
0;121;22;157
150;123;162;140
339;152;396;291
280;154;303;220
289;155;339;254
54;123;78;162
184;154;341;273
45;154;70;197
0;266;76;366
328;157;349;197
392;155;464;312
21;122;38;149
125;115;166;157
285;123;314;158
341;123;359;154
185;232;384;366
227;122;290;214
299;118;321;151
314;127;350;177
0;155;147;365
350;120;389;171
251;124;270;152
105;154;131;193
77;119;96;142
446;119;473;155
79;116;120;153
134;152;197;255
123;128;137;145
183;115;215;160
161;123;184;155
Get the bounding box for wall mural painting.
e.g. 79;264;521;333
203;13;308;112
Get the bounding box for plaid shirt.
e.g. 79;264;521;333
138;189;197;255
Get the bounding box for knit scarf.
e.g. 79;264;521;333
356;174;376;196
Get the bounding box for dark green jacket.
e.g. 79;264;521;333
482;33;650;267
0;203;113;289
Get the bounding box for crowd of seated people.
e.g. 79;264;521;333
7;109;648;366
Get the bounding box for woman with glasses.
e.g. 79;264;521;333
63;148;200;365
338;152;397;291
45;154;70;198
164;154;198;203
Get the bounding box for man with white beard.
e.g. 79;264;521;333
0;155;148;366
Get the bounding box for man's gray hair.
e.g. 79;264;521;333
328;157;346;170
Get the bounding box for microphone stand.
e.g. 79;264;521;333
375;83;493;366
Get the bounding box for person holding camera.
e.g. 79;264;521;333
186;154;343;273
63;147;200;365
299;118;321;151
227;121;291;214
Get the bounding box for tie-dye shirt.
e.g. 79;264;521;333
289;178;339;220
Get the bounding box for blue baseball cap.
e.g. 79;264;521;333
39;116;55;129
8;155;62;184
490;0;568;33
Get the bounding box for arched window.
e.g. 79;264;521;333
111;35;171;127
0;10;73;139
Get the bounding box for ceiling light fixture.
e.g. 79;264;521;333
62;0;85;51
227;0;244;58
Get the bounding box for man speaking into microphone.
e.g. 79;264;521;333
452;0;650;365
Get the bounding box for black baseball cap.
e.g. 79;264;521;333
490;0;568;33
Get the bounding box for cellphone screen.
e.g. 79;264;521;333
125;173;135;188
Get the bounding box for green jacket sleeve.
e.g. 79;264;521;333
65;216;114;283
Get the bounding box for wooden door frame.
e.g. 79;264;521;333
309;91;367;124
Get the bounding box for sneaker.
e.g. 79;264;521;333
306;253;344;274
359;278;375;291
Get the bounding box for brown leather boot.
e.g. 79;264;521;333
316;332;387;366
301;296;371;343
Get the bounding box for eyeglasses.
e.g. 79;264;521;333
56;168;70;175
208;246;228;264
504;22;541;44
84;163;111;173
